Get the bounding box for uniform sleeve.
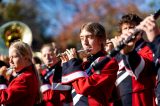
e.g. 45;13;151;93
61;58;86;84
62;58;118;96
73;59;118;96
122;45;155;79
0;76;30;104
149;35;160;59
39;69;54;102
40;73;72;104
151;35;160;105
156;67;160;105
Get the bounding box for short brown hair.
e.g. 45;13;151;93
80;22;106;46
119;13;142;32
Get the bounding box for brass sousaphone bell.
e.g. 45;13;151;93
0;21;32;55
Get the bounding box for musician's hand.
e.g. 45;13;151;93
60;48;77;64
35;64;42;72
110;36;122;48
0;66;7;77
60;53;69;64
65;48;77;60
78;51;89;62
105;39;114;52
120;29;140;54
137;15;160;42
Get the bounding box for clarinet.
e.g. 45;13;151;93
92;9;160;71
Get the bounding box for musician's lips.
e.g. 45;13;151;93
84;48;92;52
9;65;16;69
47;61;53;65
7;66;16;72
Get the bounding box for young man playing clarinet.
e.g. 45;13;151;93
138;15;160;105
110;14;157;106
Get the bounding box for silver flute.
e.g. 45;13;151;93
7;67;14;71
6;67;14;75
56;49;92;57
39;62;54;69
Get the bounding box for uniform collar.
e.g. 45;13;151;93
87;50;106;62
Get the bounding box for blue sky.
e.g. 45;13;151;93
36;0;88;36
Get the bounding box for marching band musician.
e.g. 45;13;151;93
0;40;41;106
60;22;119;106
39;43;72;106
110;14;157;106
137;15;160;105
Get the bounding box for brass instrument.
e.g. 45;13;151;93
0;21;32;55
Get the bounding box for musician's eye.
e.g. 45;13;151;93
122;27;127;30
129;26;135;29
88;35;94;39
80;36;84;40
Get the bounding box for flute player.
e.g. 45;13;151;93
60;22;119;106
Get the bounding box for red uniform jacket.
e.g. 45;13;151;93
111;39;157;106
61;51;119;106
0;65;39;106
40;62;72;106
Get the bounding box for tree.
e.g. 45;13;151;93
56;0;149;51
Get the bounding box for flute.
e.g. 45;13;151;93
6;67;14;75
56;48;92;57
40;62;54;69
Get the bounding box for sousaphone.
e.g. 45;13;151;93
0;21;32;55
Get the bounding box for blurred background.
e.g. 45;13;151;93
0;0;159;53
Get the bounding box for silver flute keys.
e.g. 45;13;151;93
56;48;92;57
6;67;14;75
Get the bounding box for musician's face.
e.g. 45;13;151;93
121;23;141;46
41;46;57;67
80;29;101;54
9;47;27;72
121;23;135;34
121;23;141;40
